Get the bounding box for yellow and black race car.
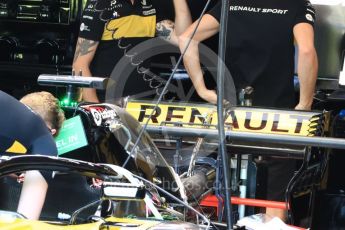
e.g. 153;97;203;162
0;155;209;230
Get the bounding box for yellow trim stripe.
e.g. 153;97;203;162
0;216;160;229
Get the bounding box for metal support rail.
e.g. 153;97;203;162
145;126;345;150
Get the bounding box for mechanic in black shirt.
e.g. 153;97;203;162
179;0;318;221
0;90;65;220
73;0;192;102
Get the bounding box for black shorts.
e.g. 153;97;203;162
266;157;297;202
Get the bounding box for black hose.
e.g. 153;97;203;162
217;0;233;229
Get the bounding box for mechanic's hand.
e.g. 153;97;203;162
8;173;25;183
91;178;103;188
17;173;25;183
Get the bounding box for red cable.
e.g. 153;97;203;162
200;195;308;230
200;195;288;210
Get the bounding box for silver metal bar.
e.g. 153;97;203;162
37;74;108;90
153;139;305;158
146;126;345;150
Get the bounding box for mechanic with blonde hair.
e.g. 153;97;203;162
0;90;65;220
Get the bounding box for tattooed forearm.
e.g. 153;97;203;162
73;38;98;63
156;20;174;41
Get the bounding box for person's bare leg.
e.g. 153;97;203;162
17;170;48;220
266;207;287;222
198;89;217;104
